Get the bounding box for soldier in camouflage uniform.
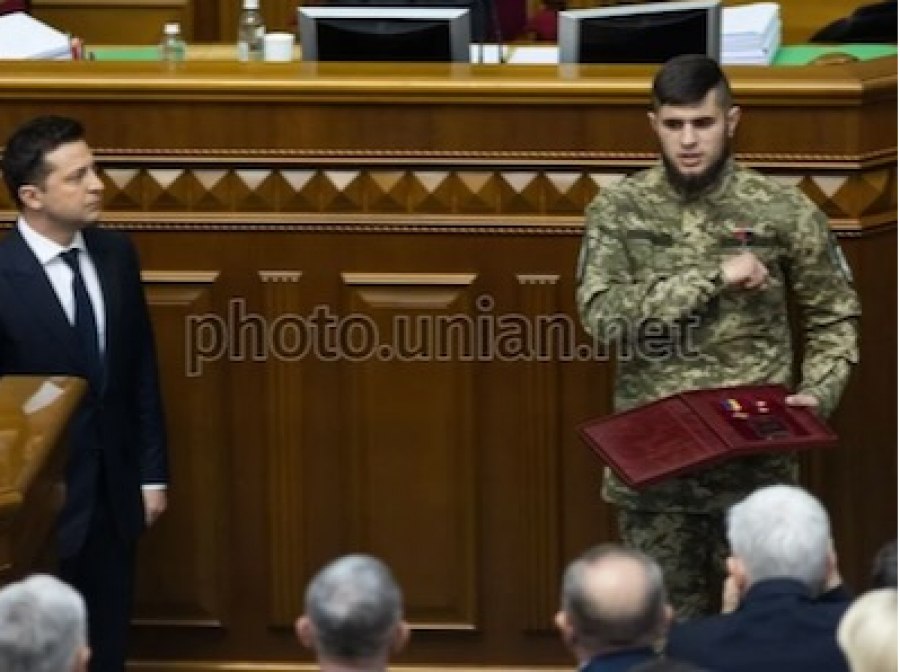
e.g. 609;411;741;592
575;55;861;619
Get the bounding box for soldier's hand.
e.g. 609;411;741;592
721;251;769;290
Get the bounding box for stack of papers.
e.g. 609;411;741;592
721;2;781;65
0;12;71;60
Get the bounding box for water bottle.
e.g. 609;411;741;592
159;22;186;62
237;0;265;62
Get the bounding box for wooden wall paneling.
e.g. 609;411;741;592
133;271;231;631
340;272;479;630
32;0;192;44
515;274;564;632
802;221;898;594
260;270;310;627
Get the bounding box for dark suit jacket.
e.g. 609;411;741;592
0;225;168;557
665;579;851;672
582;646;659;672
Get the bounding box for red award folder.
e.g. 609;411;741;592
578;384;839;489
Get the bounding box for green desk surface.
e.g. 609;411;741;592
88;46;160;61
774;43;898;65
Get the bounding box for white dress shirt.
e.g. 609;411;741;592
17;218;106;354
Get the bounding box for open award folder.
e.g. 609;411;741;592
578;384;839;489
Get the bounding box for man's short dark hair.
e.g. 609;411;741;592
1;115;85;208
871;539;897;589
652;54;733;110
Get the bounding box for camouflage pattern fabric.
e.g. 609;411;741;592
577;159;861;513
618;508;729;621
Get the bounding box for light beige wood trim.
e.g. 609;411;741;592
0;58;894;105
142;271;220;284
343;273;478;286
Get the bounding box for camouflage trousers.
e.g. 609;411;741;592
618;508;729;621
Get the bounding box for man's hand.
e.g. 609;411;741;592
721;251;769;290
142;489;168;527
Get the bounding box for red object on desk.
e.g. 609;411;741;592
578;384;839;489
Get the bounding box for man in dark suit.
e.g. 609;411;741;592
555;544;673;672
0;115;168;672
665;484;851;672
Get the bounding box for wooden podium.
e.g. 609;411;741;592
0;56;893;671
0;376;86;583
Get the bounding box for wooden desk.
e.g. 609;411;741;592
0;58;895;672
0;377;86;583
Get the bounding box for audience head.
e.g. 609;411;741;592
0;574;90;672
726;485;833;595
296;554;408;669
837;588;898;672
2;115;87;209
555;544;671;662
870;539;897;589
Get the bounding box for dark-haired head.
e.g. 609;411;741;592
652;54;732;111
871;539;898;589
2;116;85;209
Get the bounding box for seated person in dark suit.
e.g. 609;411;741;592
666;484;852;672
810;1;897;43
555;544;674;672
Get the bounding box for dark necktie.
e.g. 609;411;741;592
60;248;103;388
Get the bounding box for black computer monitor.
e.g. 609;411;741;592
298;6;473;62
301;0;497;44
558;0;721;64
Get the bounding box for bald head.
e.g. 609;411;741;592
558;545;669;656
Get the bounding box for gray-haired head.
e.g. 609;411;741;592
559;544;668;654
304;554;403;663
727;485;832;592
838;588;898;672
0;574;88;672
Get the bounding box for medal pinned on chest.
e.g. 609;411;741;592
731;223;755;250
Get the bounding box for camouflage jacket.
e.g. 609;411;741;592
576;160;861;513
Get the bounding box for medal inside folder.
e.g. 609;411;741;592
578;384;839;489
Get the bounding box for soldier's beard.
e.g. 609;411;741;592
663;142;731;199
